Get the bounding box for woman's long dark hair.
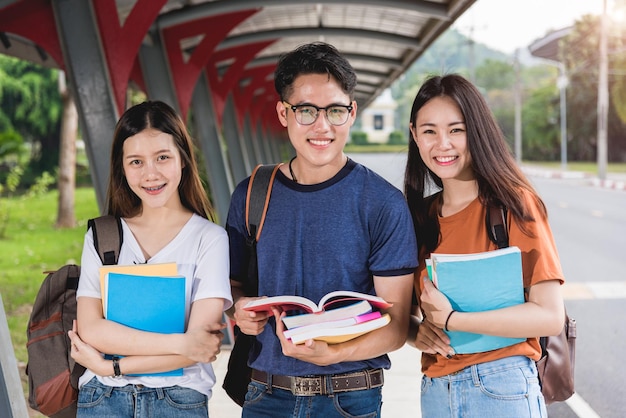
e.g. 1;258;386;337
403;74;546;253
106;101;215;221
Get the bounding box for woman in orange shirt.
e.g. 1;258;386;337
404;74;564;417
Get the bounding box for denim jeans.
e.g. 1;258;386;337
77;377;208;418
421;356;547;418
242;380;382;418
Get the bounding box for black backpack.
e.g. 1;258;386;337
222;163;280;406
26;216;122;417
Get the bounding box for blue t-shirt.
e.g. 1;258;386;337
226;159;417;376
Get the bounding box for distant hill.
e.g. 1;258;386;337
410;28;510;75
411;28;546;76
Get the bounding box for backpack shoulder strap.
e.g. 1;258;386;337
245;164;281;242
88;215;123;265
486;205;509;249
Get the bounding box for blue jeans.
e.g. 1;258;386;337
77;377;208;418
421;356;547;418
242;380;382;418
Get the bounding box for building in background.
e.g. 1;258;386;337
360;89;397;144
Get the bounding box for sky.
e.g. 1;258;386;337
453;0;605;54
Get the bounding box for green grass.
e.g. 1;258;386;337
345;143;409;153
1;187;99;363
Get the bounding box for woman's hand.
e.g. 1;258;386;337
415;317;455;358
68;320;111;376
420;278;454;329
182;322;226;363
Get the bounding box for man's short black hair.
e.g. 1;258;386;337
274;42;357;101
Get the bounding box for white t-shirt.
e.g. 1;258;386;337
76;214;232;397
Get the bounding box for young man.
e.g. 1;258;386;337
226;42;417;417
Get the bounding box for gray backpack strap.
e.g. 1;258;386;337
88;215;123;265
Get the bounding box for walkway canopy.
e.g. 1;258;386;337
0;0;476;222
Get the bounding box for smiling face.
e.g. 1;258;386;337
276;73;357;177
122;128;184;211
410;95;475;184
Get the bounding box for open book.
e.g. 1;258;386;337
428;246;525;354
244;290;392;329
288;313;391;345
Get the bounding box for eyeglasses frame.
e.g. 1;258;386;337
282;101;354;126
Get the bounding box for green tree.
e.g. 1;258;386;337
0;129;24;160
522;84;560;160
475;59;514;90
0;55;62;183
560;14;626;161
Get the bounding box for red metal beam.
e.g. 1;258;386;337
205;40;276;126
161;9;257;120
92;0;166;114
0;0;63;67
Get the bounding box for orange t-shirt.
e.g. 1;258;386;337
416;191;564;377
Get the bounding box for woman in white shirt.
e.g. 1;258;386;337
68;100;232;417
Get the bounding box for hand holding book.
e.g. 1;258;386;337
244;291;393;344
101;265;189;376
423;246;525;354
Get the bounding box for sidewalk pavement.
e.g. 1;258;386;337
209;344;423;417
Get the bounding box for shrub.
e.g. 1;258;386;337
387;130;407;145
351;131;368;145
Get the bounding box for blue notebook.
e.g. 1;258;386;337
429;246;525;354
105;271;187;376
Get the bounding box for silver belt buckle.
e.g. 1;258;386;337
291;376;322;396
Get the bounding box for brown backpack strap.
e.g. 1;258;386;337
88;216;123;265
245;164;281;241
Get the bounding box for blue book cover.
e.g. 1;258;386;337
430;246;525;354
105;271;187;376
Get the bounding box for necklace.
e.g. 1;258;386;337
289;156;298;183
288;156;350;184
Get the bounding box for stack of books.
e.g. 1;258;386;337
244;290;392;344
99;262;188;376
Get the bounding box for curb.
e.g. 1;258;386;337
589;178;626;191
522;167;626;191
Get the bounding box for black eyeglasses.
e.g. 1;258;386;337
283;101;354;126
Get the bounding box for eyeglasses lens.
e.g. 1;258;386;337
295;106;349;126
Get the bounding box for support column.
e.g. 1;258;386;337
191;73;234;225
52;0;118;211
222;95;250;183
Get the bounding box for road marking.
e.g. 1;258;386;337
563;281;626;300
590;210;603;218
566;393;602;418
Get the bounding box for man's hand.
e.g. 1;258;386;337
271;308;338;366
233;296;272;336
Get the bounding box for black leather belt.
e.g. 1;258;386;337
250;368;384;396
